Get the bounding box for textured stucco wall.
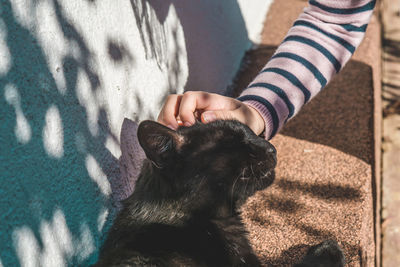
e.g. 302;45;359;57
0;0;272;266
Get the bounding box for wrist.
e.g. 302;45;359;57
240;100;275;139
247;105;265;136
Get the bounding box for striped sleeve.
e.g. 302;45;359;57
238;0;376;139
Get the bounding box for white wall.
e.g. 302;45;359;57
0;0;272;265
237;0;274;44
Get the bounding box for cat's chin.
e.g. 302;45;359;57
235;169;275;206
256;170;275;190
242;164;275;180
240;169;274;181
261;169;274;179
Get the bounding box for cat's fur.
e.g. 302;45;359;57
94;120;344;267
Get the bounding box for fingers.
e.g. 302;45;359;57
202;109;239;125
157;94;182;129
201;104;265;135
244;105;265;135
178;91;210;126
158;91;244;129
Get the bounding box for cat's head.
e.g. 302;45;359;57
136;120;276;216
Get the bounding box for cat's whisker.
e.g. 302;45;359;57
250;164;255;177
230;170;245;212
244;174;250;195
262;169;272;179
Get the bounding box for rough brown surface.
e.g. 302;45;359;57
232;0;381;266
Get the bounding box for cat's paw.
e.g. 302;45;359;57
294;240;345;267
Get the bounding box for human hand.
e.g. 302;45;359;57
157;91;265;135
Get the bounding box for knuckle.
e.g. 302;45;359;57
167;94;177;100
180;111;190;118
201;91;211;100
183;91;195;97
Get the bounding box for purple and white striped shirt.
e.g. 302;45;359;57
238;0;376;139
115;0;377;201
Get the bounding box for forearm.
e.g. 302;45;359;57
238;0;376;139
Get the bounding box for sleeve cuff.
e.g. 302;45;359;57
241;100;275;140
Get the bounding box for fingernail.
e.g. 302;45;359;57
184;121;192;127
202;112;216;122
167;124;176;130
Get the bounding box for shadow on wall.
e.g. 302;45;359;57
130;0;250;95
0;0;251;266
0;0;120;265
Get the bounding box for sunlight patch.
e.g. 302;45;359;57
97;208;109;232
164;4;188;90
10;0;34;29
0;20;11;75
34;0;68;94
52;209;74;259
40;221;67;267
4;84;32;144
12;210;98;267
76;223;95;263
12;226;40;267
85;154;112;196
105;135;121;158
43;105;64;158
76;71;99;136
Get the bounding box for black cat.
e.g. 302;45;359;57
94;120;344;267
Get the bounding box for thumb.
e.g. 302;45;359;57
201;110;235;123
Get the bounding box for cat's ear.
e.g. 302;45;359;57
137;120;184;168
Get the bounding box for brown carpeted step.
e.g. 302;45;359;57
232;0;381;266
